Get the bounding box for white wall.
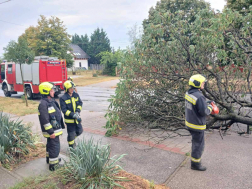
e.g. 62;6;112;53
74;59;88;70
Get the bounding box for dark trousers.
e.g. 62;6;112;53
189;130;205;163
67;123;83;147
46;136;60;165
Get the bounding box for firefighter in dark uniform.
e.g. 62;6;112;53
185;74;213;171
60;80;83;148
38;82;65;171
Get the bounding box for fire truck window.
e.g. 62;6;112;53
1;65;5;80
1;65;5;72
8;64;12;74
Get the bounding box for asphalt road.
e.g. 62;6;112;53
0;80;119;112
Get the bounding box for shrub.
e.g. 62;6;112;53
0;112;35;163
64;138;126;188
93;73;98;77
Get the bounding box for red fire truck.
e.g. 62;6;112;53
0;56;68;99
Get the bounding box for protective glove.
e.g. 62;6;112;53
208;104;213;111
73;113;82;122
51;119;60;129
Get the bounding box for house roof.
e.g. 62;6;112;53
69;44;90;59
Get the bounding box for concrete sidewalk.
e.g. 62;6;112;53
0;154;68;189
167;131;252;189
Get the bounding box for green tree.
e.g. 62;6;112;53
4;38;35;106
81;34;89;52
72;33;89;53
88;28;111;65
19;15;73;67
105;0;252;138
97;50;123;76
226;0;252;15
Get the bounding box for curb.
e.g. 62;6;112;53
164;156;190;186
0;166;23;180
83;127;188;155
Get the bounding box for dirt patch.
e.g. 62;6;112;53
3;143;46;170
11;168;169;189
0;97;39;116
114;170;169;189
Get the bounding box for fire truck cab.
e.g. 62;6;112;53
0;56;67;99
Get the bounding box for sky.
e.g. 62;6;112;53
0;0;226;57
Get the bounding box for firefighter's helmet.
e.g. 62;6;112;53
64;80;75;92
39;82;54;95
189;74;207;88
68;77;73;81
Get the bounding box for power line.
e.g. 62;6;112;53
0;0;11;5
0;19;25;26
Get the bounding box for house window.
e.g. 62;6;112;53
79;62;81;67
7;64;12;74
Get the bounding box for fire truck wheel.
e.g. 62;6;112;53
3;85;11;97
25;86;33;100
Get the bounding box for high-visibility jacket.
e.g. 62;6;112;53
185;88;212;132
38;98;65;138
60;92;83;126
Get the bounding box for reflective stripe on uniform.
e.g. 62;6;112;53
43;129;63;138
75;97;79;101
208;106;212;112
44;123;53;130
77;106;82;110
68;140;75;145
49;157;59;165
185;93;197;105
185;121;206;130
191;157;201;163
71;97;76;112
65;99;71;104
48;107;56;113
65;119;75;123
65;110;71;116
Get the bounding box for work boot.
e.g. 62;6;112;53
191;162;207;171
47;157;61;164
49;163;64;171
69;142;76;149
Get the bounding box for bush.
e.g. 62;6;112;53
93;73;98;77
0;112;34;163
64;138;126;188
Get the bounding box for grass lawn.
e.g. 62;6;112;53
0;97;39;116
68;70;119;86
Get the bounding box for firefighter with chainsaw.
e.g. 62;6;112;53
60;80;83;148
38;82;65;171
185;74;219;171
68;77;78;93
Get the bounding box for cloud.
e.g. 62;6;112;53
0;0;226;56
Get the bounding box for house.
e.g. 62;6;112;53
68;44;90;70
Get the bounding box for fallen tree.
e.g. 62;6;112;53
105;0;252;137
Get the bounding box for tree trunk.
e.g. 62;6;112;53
20;63;28;107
